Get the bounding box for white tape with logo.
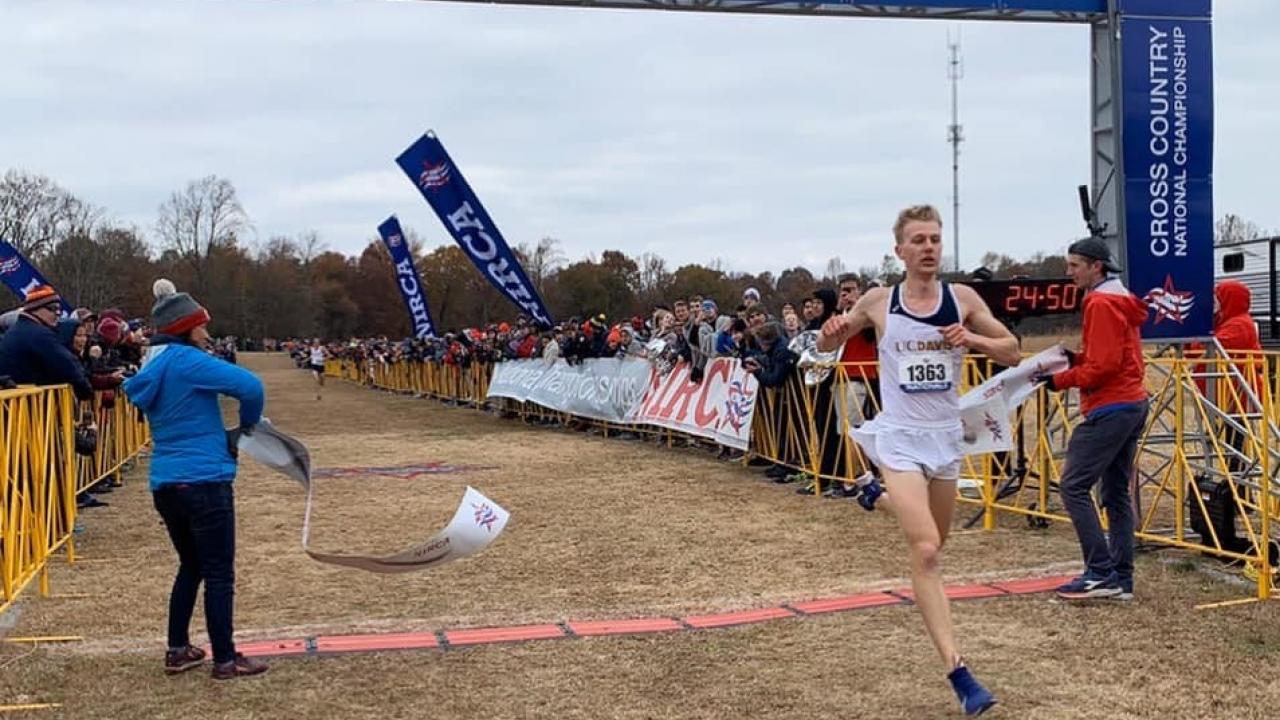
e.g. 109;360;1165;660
237;419;509;573
958;344;1071;456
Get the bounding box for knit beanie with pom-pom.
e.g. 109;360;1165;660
150;279;210;336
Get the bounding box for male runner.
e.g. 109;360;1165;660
817;204;1021;716
308;340;327;400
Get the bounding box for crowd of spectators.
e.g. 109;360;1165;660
300;275;885;498
0;285;242;509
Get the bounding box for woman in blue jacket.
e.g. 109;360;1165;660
123;279;268;680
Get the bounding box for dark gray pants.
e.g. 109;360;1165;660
1058;401;1149;584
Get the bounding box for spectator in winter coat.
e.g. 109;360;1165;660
56;317;81;352
743;321;798;388
1188;280;1265;474
1211;280;1263;357
122;278;268;680
0;286;93;400
616;326;646;358
712;316;740;357
685;300;718;382
807;288;838;332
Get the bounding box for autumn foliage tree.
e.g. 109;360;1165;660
7;167;1252;340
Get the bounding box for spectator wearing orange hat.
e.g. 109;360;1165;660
0;285;93;400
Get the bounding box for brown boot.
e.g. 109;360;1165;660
164;645;207;675
211;653;269;680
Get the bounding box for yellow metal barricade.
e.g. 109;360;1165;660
1;386;75;612
2;385;150;613
328;347;1280;600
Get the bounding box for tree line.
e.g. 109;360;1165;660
2;169;1271;339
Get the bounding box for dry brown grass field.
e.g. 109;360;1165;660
2;352;1277;719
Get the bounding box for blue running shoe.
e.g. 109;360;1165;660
856;475;882;512
1056;573;1122;600
947;665;997;716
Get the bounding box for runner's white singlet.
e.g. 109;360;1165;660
849;282;967;479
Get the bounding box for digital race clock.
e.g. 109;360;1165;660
965;278;1082;321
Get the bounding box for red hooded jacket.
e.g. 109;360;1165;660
1189;281;1264;403
1213;281;1261;354
1051;278;1150;417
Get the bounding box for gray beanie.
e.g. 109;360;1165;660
151;279;210;335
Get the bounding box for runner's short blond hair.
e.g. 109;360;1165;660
893;204;943;244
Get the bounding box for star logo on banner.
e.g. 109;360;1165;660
1144;275;1195;324
418;161;451;190
472;502;498;532
983;411;1004;443
386;233;403;249
721;379;756;433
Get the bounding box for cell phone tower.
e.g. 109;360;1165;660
947;29;964;273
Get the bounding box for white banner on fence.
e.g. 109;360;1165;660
488;356;761;449
487;357;653;423
629;358;760;451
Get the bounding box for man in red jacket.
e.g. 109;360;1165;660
1041;237;1151;601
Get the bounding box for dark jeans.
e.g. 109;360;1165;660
813;376;840;480
152;482;237;663
1058;401;1149;584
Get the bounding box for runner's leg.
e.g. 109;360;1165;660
882;467;959;669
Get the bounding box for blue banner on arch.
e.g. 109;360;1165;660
395;133;554;329
377;216;436;339
1120;14;1213;339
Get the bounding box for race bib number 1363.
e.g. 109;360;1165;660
898;354;952;393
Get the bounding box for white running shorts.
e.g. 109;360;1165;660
849;416;964;481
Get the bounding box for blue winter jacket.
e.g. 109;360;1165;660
123;337;264;490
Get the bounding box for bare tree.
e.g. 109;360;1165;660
155;175;250;293
517;236;566;294
296;229;325;266
1215;214;1263;246
44;224;152;311
636;252;672;309
0;169;102;259
823;256;847;283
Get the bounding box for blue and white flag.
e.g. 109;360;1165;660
0;239;71;312
395;132;554;328
377;216;436;338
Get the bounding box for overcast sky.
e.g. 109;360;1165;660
3;0;1276;277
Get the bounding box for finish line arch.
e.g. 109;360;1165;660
411;0;1216;339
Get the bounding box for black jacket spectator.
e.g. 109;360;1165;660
749;322;799;388
0;313;94;400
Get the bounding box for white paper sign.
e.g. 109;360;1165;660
958;345;1070;455
237;419;509;573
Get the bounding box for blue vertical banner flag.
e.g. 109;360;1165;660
377;216;436;338
0;239;72;312
1119;6;1213;339
395;132;554;328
